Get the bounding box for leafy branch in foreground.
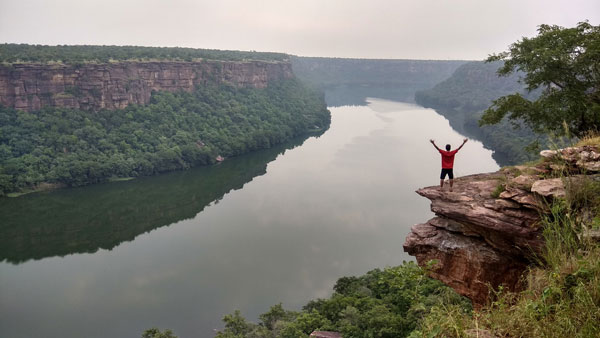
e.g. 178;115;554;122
481;21;600;138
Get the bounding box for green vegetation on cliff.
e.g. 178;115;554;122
214;262;471;338
0;43;288;64
415;61;544;165
0;78;329;195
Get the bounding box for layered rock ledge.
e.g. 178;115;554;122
404;145;600;306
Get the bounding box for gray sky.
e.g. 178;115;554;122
1;0;599;60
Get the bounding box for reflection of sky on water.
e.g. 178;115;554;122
0;99;499;338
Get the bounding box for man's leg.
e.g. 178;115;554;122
448;169;454;192
440;169;446;189
449;179;453;192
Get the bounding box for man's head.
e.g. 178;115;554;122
445;144;451;151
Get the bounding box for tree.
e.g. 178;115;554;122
142;327;178;338
480;21;600;138
215;310;255;338
259;303;295;331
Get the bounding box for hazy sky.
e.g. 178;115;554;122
1;0;599;60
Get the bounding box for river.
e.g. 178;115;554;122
0;98;499;337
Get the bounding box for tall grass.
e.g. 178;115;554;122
575;133;600;147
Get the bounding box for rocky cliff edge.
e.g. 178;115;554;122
404;145;600;306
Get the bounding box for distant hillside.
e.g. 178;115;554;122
291;56;466;105
415;61;544;165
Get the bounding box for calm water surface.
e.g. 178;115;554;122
0;99;499;337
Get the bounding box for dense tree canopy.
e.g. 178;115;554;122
481;22;600;138
0;79;329;196
0;44;288;64
214;262;471;338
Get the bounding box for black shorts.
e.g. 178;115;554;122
440;168;454;179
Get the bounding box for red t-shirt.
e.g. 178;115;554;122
439;149;459;169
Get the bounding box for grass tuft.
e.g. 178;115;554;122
491;183;505;199
575;133;600;147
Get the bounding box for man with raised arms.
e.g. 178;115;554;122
429;138;468;192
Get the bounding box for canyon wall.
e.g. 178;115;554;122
0;60;294;111
291;56;466;88
291;56;467;106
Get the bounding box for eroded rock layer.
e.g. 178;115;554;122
404;145;600;306
0;60;293;111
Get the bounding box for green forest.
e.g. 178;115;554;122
0;43;288;64
415;61;546;165
212;262;471;338
0;78;330;196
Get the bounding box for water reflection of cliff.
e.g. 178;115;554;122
0;136;315;264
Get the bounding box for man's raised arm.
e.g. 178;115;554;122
430;139;441;151
456;138;468;151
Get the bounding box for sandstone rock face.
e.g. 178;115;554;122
404;221;530;305
415;173;543;255
0;60;294;111
404;172;543;306
405;145;600;307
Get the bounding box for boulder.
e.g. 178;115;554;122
509;174;538;190
530;178;566;198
